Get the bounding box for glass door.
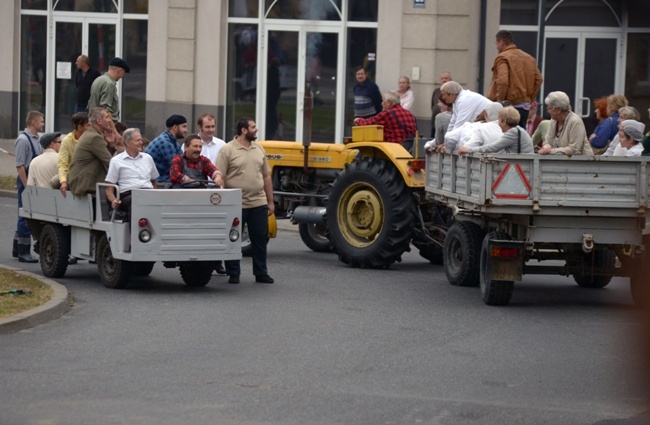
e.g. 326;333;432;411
543;31;620;121
261;25;343;143
49;17;116;131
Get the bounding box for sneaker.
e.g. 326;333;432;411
228;275;240;284
255;275;274;284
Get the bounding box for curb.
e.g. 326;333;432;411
0;189;16;199
0;265;71;334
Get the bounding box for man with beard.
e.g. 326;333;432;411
216;117;275;285
68;107;118;197
170;134;223;187
145;114;188;185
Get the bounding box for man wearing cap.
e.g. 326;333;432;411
613;120;646;157
88;57;130;122
145;114;188;185
27;132;61;188
13;110;44;263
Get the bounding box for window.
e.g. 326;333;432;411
122;19;148;131
225;24;258;138
54;0;118;13
21;0;46;10
500;0;538;26
20;15;47;127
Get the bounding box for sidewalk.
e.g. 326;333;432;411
0;138;17;178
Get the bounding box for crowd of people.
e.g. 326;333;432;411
352;30;650;159
14;55;275;284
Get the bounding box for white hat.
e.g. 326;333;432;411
620;120;645;142
485;102;504;122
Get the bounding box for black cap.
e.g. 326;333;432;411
40;132;62;149
109;57;130;73
166;114;187;128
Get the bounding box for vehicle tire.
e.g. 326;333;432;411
573;248;616;288
443;221;483;287
96;234;132;289
412;241;444;265
298;223;332;253
480;231;514;306
39;223;70;278
179;262;214;287
326;157;414;268
132;261;155;277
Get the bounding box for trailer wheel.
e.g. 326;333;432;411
180;262;214;287
327;158;414;268
132;262;155;277
39;224;70;278
573;248;615;288
443;221;483;286
299;223;332;253
480;232;514;306
97;234;132;289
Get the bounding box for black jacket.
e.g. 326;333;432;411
75;67;101;107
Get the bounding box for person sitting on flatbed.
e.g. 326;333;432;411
458;106;534;155
538;91;594;156
169;134;223;188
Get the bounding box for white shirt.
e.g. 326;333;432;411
613;143;643;157
463;121;504;150
444;121;481;152
105;151;159;192
200;136;227;164
27;148;58;188
602;134;619;156
400;90;414;111
448;89;491;132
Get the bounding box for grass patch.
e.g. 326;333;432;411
0;176;16;191
0;269;52;319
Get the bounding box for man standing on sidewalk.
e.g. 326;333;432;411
487;30;543;128
13;111;45;263
88;57;130;122
216;118;274;284
74;55;101;113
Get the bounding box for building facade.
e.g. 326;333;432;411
1;0;648;141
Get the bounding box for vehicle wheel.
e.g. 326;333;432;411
299;223;332;253
443;221;483;287
412;241;444;265
179;262;214;287
96;234;132;289
326;158;414;268
480;231;514;306
132;261;155;277
573;248;615;288
39;224;70;278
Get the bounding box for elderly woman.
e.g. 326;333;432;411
398;76;414;111
458;106;534;155
602;106;640;156
612;120;645;157
538;91;594;156
589;94;627;154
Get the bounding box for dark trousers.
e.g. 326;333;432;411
16;177;30;238
515;107;529;129
226;205;269;277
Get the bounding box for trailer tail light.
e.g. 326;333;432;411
230;217;241;242
232;217;240;227
490;246;521;259
138;218;148;227
409;159;426;171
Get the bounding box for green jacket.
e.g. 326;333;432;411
68;126;113;197
88;73;120;121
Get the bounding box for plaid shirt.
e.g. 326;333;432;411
145;130;183;183
356;104;417;143
169;154;218;186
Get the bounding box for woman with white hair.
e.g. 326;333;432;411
602;106;640;156
538;91;594;156
613;120;645;157
458;106;534;154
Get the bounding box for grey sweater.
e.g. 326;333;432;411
469;126;534;154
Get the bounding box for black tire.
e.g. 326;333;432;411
96;234;132;289
573;248;616;288
326;158;414;268
39;224;70;278
443;221;483;287
480;231;514;306
179;262;214;287
413;241;444;265
132;261;155;277
298;223;332;253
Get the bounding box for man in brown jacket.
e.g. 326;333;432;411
68;107;116;197
487;30;543;128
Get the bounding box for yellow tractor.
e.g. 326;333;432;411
259;126;451;267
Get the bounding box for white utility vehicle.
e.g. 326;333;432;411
20;184;242;289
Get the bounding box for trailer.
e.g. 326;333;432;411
425;152;650;306
19;184;242;289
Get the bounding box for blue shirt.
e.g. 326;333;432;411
145;130;183;183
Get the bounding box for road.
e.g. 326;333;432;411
0;198;647;425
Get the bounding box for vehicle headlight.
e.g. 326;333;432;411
139;229;152;243
229;229;240;242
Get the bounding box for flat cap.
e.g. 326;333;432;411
39;132;61;149
620;120;645;142
166;114;187;128
109;57;130;73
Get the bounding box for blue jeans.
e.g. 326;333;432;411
226;205;269;277
16;177;30;238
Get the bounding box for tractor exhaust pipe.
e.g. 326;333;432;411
291;206;326;224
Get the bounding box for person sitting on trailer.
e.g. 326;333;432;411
458;106;534;155
169;134;224;188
